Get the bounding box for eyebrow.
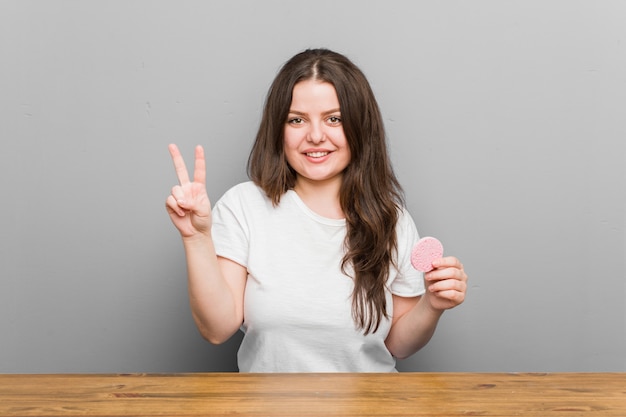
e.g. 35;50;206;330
288;108;341;116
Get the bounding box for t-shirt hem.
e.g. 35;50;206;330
391;288;426;298
215;250;248;269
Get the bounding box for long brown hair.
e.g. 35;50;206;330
247;49;404;334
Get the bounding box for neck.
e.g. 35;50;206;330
294;176;344;219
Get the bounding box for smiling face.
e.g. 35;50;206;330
283;80;351;191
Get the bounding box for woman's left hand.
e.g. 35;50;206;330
423;257;468;311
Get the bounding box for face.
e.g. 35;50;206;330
284;80;351;189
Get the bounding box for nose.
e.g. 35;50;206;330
307;122;325;144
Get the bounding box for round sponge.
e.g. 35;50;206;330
410;237;444;272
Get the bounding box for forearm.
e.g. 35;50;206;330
385;296;444;359
182;235;242;344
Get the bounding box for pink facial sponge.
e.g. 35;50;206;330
411;237;443;272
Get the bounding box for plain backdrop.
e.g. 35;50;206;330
1;1;624;373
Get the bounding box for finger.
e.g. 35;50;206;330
431;256;463;270
428;277;467;294
165;195;186;217
171;185;186;205
168;144;191;185
430;288;466;306
193;145;206;185
425;264;467;283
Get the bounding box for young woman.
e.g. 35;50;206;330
166;49;467;372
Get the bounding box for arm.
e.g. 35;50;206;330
182;237;246;344
166;144;246;344
385;256;467;359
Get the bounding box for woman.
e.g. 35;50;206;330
166;49;467;372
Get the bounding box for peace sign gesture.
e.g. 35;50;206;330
165;144;212;238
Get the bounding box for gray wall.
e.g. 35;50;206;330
1;1;624;373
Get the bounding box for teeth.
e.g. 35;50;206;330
306;152;329;158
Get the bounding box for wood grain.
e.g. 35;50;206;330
1;373;624;416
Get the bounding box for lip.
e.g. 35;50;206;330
303;148;332;153
302;149;333;163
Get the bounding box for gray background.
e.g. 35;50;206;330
1;1;624;373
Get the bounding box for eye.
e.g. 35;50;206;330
327;115;342;125
287;117;304;125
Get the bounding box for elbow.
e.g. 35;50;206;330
204;334;229;345
198;327;233;345
192;312;243;345
392;351;412;361
388;346;413;360
193;315;239;345
386;341;406;360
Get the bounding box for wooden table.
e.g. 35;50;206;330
1;373;624;416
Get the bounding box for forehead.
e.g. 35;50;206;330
290;80;339;110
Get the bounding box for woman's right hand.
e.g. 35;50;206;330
165;144;212;239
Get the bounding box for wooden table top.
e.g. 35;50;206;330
1;373;624;416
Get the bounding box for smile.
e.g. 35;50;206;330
306;151;330;158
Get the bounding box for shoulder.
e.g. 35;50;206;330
396;206;418;234
213;181;286;223
217;181;269;206
222;181;264;197
395;206;420;252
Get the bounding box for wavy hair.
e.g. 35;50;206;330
247;49;404;334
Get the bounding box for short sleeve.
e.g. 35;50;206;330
389;208;426;297
211;184;252;268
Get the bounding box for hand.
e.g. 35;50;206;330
165;144;212;238
423;256;467;311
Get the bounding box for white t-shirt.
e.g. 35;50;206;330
211;181;425;372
